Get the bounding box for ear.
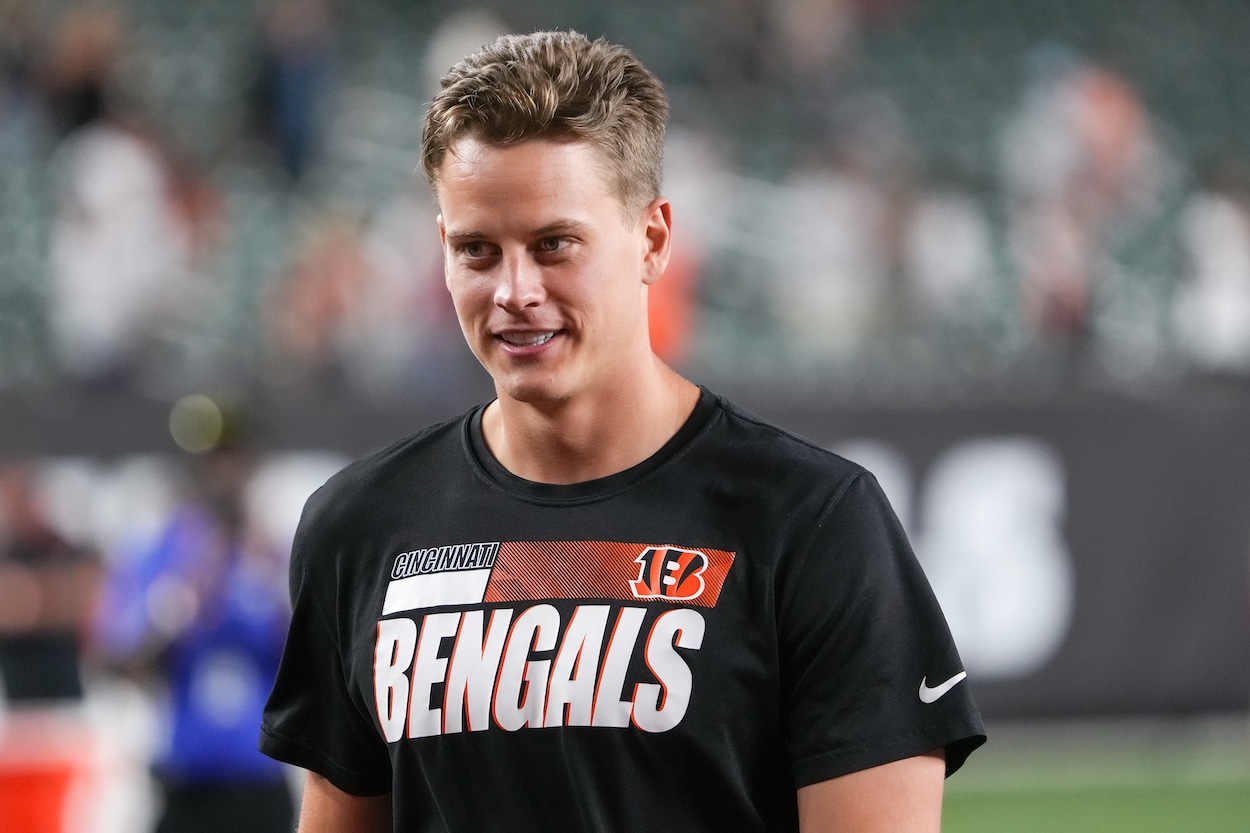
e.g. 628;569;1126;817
640;197;672;286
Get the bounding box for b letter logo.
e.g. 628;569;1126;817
630;547;708;601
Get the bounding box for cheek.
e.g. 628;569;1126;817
444;285;483;335
445;271;490;308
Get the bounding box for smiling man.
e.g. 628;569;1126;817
259;31;984;833
436;135;693;484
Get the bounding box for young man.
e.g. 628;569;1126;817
259;31;984;832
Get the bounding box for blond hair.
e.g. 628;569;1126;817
421;31;669;215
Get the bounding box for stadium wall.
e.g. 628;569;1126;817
3;379;1248;720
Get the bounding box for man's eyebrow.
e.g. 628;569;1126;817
443;229;488;243
444;221;591;243
531;220;591;238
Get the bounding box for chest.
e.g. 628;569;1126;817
333;495;784;749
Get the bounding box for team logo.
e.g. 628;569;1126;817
630;546;708;601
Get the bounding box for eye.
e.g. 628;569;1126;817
533;237;571;259
455;240;498;266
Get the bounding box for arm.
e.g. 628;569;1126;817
298;771;392;833
797;751;946;833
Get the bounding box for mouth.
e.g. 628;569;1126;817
497;331;559;348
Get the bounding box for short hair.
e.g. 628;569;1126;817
420;30;669;216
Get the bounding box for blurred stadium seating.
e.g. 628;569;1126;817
0;0;1248;399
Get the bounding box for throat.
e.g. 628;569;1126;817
482;376;699;485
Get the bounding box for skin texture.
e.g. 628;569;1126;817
797;751;946;833
298;772;391;833
293;136;948;833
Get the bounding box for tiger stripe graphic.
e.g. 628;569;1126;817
484;541;734;608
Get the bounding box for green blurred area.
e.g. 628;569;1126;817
946;783;1250;833
945;717;1250;832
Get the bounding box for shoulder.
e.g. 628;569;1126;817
702;392;867;490
295;408;475;546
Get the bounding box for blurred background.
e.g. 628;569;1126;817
0;0;1247;831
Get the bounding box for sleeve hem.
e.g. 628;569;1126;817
258;723;391;797
792;721;986;787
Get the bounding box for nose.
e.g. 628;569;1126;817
493;254;545;312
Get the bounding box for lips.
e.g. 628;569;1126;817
498;331;558;347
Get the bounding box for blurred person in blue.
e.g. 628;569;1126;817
93;397;294;833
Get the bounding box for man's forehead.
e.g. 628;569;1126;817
437;137;630;214
442;134;493;166
438;135;612;183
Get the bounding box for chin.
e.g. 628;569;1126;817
495;375;571;406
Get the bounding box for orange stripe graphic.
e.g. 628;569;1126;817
483;541;735;608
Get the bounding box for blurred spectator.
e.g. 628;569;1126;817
92;398;294;833
900;168;996;338
695;0;772;100
47;112;196;386
653;124;730;368
263;193;481;400
769;0;862;139
0;459;102;833
164;151;228;275
1001;47;1171;366
0;0;45;151
765;94;915;364
37;0;227;391
263;209;372;387
770;145;889;363
648;241;700;368
38;1;123;140
0;460;101;704
353;185;469;397
772;0;860;83
248;0;338;182
1173;158;1250;374
694;0;896;143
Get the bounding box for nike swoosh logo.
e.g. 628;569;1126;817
918;671;967;704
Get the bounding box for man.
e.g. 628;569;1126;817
259;31;984;832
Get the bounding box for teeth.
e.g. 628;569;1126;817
501;332;555;347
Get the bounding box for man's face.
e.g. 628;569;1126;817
437;137;669;407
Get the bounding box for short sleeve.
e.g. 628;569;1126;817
778;471;985;786
258;499;392;796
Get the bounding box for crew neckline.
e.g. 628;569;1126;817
464;387;719;504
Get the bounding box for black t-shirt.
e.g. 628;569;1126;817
260;389;984;832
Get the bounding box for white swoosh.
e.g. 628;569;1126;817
918;671;967;704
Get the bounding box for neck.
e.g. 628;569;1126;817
482;358;700;485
